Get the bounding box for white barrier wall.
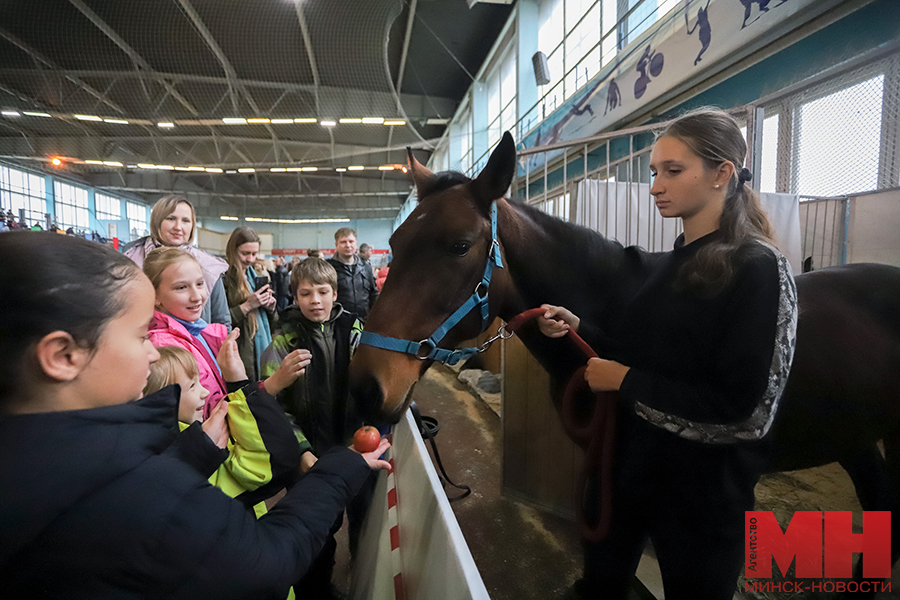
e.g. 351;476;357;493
350;409;489;600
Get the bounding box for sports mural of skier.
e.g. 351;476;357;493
685;0;712;65
634;45;664;99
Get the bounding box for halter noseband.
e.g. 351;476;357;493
358;202;504;366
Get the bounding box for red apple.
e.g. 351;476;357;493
353;426;381;453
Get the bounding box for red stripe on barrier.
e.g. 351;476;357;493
393;573;405;600
388;487;397;508
390;525;400;550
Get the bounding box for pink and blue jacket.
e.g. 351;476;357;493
148;311;228;418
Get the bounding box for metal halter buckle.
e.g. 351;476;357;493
415;339;435;360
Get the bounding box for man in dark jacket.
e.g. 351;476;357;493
273;255;292;313
326;227;378;321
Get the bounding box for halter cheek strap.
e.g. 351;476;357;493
359;202;503;366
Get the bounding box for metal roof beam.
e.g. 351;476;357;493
67;0;200;117
0;27;127;115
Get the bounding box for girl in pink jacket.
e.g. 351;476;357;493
144;247;229;418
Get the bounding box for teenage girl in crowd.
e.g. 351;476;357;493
0;233;390;598
123;194;231;328
144;247;229;418
539;108;798;599
224;226;277;380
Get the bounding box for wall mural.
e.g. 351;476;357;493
518;0;815;176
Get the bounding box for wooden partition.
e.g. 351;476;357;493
501;334;581;519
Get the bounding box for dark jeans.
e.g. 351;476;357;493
577;413;768;600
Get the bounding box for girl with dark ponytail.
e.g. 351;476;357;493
539;108;798;599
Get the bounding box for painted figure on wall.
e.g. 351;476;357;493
605;79;622;115
634;45;664;99
740;0;789;29
685;0;712;65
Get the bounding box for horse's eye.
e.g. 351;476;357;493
450;242;470;257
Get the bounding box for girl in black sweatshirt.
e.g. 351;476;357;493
540;108;798;600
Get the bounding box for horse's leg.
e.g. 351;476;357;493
838;443;897;595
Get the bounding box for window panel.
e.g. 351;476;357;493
759;114;779;193
127;201;149;242
539;0;564;55
796;75;884;197
54;181;89;230
95;193;121;221
0;166;46;224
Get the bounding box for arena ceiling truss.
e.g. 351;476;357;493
0;0;513;220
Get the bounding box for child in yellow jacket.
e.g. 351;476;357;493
145;345;300;517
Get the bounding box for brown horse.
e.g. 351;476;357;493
350;132;900;579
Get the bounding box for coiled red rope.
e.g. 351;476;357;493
504;308;616;542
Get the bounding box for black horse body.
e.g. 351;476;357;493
497;200;900;479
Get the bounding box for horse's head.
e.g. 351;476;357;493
350;132;517;422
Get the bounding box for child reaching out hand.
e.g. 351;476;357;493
145;344;301;516
0;233;391;599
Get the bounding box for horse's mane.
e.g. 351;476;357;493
508;199;628;269
421;171;471;199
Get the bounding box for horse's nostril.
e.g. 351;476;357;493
351;373;384;421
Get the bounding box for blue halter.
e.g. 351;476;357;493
358;202;504;366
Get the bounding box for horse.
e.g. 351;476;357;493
349;132;900;588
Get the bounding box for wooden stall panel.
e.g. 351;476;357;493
502;334;579;520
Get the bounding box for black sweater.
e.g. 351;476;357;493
0;386;371;599
580;231;798;444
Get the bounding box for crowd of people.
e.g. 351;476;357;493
1;107;798;600
0;195;390;599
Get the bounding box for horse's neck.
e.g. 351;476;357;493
497;200;634;326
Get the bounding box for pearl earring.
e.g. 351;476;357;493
714;184;720;188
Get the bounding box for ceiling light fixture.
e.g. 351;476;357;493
238;168;256;173
270;167;287;172
300;167;318;172
378;165;394;171
156;165;175;170
188;166;206;171
294;118;317;123
2;110;21;117
85;160;104;165
222;117;247;125
103;161;123;167
104;118;129;124
74;114;102;121
247;118;270;124
220;216;239;221
362;117;384;124
383;120;406;126
23;111;51;118
339;118;362;124
336;167;347;172
347;165;365;171
157;122;175;128
285;167;303;172
138;163;156;169
320;120;337;127
271;119;294;124
206;167;224;173
51;157;63;166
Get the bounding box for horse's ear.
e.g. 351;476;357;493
407;147;435;201
472;131;516;210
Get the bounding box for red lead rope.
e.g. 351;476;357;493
504;308;616;542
